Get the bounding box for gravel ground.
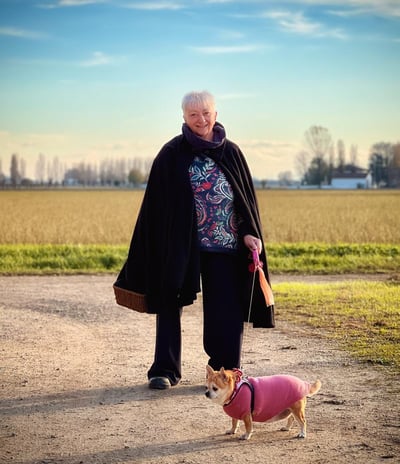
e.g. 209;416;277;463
0;274;399;464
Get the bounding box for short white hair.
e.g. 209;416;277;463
181;90;215;112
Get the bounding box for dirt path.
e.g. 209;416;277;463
0;275;399;464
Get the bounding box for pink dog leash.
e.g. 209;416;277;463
247;249;274;324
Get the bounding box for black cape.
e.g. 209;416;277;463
114;134;274;328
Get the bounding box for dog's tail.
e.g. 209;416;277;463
308;380;322;397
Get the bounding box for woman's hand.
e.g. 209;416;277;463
243;234;262;254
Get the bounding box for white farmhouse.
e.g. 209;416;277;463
331;169;372;189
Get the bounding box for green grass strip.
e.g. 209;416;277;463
0;243;399;275
0;244;128;274
275;280;400;374
267;243;400;274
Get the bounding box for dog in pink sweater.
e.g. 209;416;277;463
205;365;321;440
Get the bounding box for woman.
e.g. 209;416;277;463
114;90;274;389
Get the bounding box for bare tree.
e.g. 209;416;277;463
51;156;64;184
371;142;393;159
295;150;310;182
303;126;333;186
0;158;5;185
47;159;53;185
115;158;127;185
143;158;153;182
304;126;333;159
368;142;393;187
278;170;293;186
328;145;335;183
20;158;26;179
36;153;46;184
337;139;345;171
350;144;358;167
75;162;98;185
10;153;21;186
387;143;400;188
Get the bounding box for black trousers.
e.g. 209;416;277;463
148;252;244;385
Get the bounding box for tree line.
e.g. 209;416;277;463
292;126;400;188
1;154;153;187
1;126;399;188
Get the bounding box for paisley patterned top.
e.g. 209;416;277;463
189;155;239;253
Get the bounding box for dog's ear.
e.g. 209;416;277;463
219;367;230;384
206;365;214;378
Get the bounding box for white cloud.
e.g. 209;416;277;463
4;52;123;68
37;0;108;10
282;1;400;18
327;8;367;17
79;51;115;67
238;138;301;179
241;139;296;154
59;0;105;4
280;12;321;34
36;0;400;17
263;10;347;39
369;0;400;16
39;0;106;7
0;26;47;39
122;1;184;10
0;130;67;154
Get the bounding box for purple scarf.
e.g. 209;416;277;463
182;122;226;151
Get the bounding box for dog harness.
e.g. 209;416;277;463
223;374;313;422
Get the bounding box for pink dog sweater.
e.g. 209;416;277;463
223;375;312;422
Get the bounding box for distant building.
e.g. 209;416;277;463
331;167;372;189
253;178;301;189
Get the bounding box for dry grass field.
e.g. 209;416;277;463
0;189;399;245
260;189;399;244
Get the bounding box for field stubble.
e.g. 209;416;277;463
1;189;399;245
259;190;399;244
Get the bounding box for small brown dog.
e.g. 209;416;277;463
205;365;321;440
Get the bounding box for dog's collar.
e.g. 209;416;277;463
223;368;245;406
233;368;244;380
224;378;255;413
224;379;244;406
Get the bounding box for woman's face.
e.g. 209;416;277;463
183;102;217;141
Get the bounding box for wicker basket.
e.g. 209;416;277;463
113;285;147;313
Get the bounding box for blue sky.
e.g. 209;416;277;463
0;0;399;180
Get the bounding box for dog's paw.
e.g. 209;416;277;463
296;432;306;439
225;428;237;435
280;426;290;432
239;432;253;440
